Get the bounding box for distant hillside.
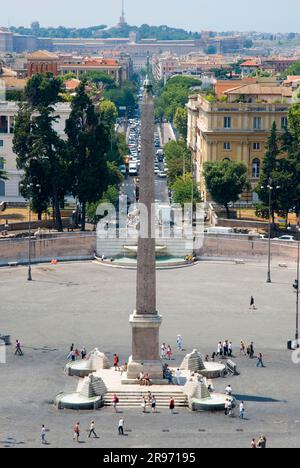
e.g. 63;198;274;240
10;22;200;40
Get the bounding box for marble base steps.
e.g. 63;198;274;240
104;391;188;408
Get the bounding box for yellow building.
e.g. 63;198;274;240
187;83;293;202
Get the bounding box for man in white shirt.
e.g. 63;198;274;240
225;385;232;396
175;368;181;385
239;402;245;419
118;418;124;436
160;343;166;359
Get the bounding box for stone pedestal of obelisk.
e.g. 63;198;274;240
125;78;164;382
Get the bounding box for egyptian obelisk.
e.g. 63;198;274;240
126;72;163;382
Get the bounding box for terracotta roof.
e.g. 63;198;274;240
240;61;260;67
27;50;59;61
225;84;293;97
286;75;300;81
64;78;81;91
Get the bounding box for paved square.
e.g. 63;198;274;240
0;260;299;448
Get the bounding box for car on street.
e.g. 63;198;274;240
273;235;295;242
158;171;167;178
119;164;127;175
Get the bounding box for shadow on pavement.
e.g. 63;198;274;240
234;394;286;403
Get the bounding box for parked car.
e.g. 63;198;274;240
119;164;127;175
273;235;295;242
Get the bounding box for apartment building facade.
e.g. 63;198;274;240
187;83;292;202
0;101;71;201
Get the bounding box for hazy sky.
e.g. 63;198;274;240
2;0;300;33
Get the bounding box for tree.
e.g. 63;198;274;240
25;72;63;108
255;122;281;223
171;173;200;206
155;76;201;121
65;83;120;231
164;140;191;185
282;104;300;218
203;160;248;218
103;80;137;117
284;62;300;77
174;107;188;140
13;75;67;230
83;71;116;89
99;100;118;129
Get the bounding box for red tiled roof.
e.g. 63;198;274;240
240;61;259;67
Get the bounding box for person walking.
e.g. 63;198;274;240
223;340;228;357
88;420;98;439
113;354;119;371
240;341;246;356
169;397;175;414
81;347;87;360
118;418;124;436
151;396;157;413
141;397;147;413
228;342;233;357
166;345;172;361
112;394;119;413
257;353;265;368
160;343;166;360
239;401;245;419
73;422;80;443
15;340;23;356
251;438;257;449
250;296;256;311
225;385;233;396
257;435;267;449
217;342;223;357
147;391;152;407
249;342;255;359
176;335;183;351
175;368;181;386
40;425;47;445
224;399;229;416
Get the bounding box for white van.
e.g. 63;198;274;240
129;163;138;176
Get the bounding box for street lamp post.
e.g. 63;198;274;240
261;178;280;284
21;182;41;282
294;226;300;343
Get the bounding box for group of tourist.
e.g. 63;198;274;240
251;435;267;449
160;343;173;360
239;340;255;358
138;372;152;386
240;341;265;367
140;393;158;413
67;344;87;362
213;340;233;359
160;335;184;360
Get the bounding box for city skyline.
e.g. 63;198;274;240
1;0;300;33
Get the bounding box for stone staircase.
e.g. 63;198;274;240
104;391;188;408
